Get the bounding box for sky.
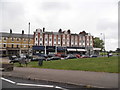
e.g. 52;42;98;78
0;0;119;51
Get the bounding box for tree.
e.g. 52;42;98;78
116;48;120;53
93;37;104;50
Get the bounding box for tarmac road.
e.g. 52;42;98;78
1;76;84;90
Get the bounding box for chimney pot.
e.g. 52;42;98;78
43;27;45;32
10;29;12;34
22;30;24;34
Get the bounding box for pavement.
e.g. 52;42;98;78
1;67;118;89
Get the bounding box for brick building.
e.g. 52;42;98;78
33;28;94;55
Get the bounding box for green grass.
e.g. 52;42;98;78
15;56;119;73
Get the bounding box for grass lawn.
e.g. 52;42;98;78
15;56;119;73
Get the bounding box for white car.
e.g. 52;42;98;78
109;53;113;56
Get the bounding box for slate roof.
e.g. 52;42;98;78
0;32;33;38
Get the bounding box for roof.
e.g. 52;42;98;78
0;32;33;38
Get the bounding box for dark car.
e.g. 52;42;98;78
65;55;77;59
47;54;55;58
9;55;17;60
47;56;61;61
31;57;46;61
9;57;26;63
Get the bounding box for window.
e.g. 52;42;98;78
49;38;52;41
36;38;37;41
12;38;14;41
58;39;60;41
3;44;6;47
45;38;47;41
24;38;26;41
17;38;19;41
40;38;42;41
17;45;19;48
4;37;6;40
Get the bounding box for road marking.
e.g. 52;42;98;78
17;83;54;88
1;77;16;84
1;77;68;90
55;86;69;90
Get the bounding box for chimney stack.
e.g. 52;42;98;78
22;30;24;34
10;29;12;34
43;27;45;32
58;28;62;33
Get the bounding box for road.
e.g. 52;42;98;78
1;76;84;90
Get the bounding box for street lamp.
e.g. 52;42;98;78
100;33;105;57
28;22;30;56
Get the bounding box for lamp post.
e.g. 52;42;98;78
55;45;57;54
100;33;105;57
45;45;46;56
28;22;30;56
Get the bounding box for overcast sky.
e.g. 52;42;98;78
0;0;118;51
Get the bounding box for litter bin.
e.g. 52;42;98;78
38;58;43;66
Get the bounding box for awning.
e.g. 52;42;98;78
32;46;45;50
93;48;101;50
77;49;86;52
67;49;76;51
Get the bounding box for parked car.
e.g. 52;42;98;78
31;56;46;61
47;54;55;58
9;55;17;60
55;54;67;58
9;57;20;63
61;54;67;58
81;55;90;58
65;54;77;59
109;53;113;56
9;57;26;63
38;54;48;58
75;54;81;58
47;56;61;61
90;55;98;58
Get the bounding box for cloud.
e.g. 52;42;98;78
0;0;118;50
41;1;70;11
97;19;117;31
